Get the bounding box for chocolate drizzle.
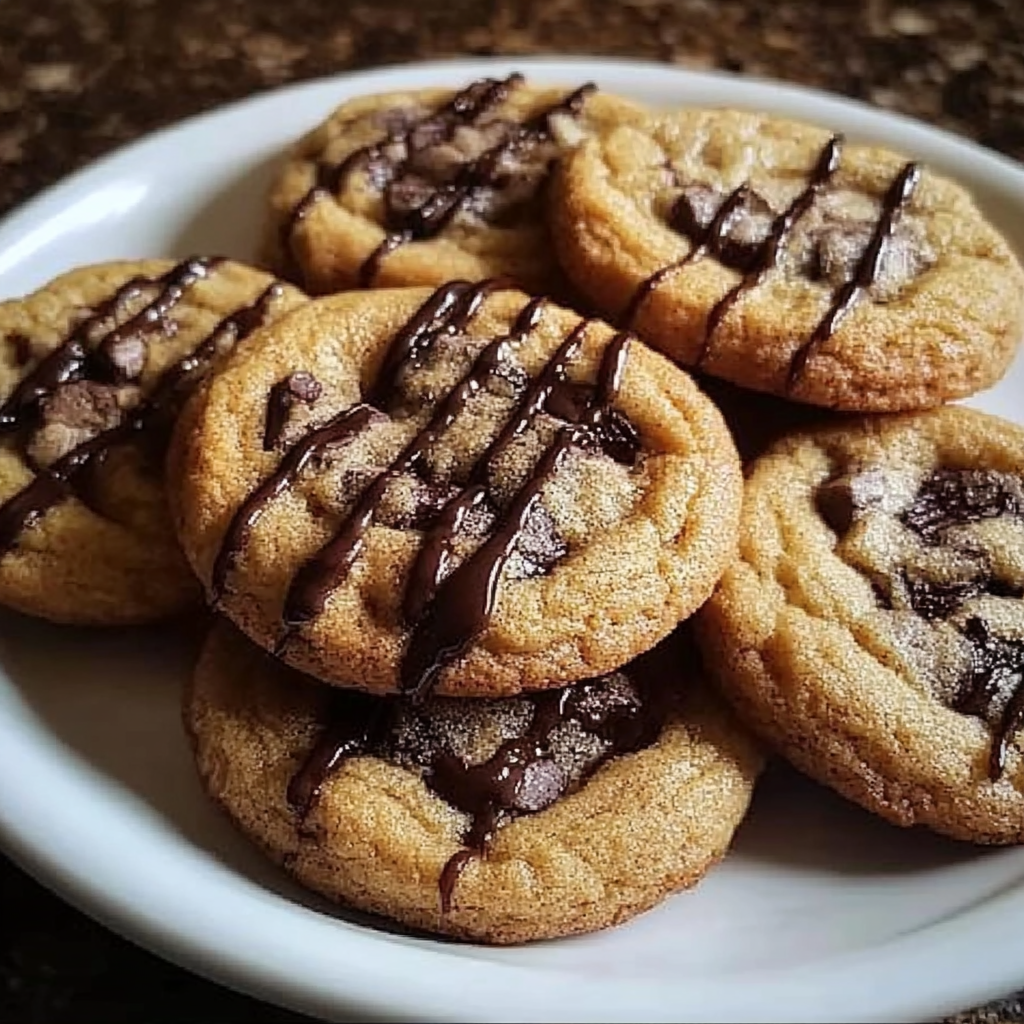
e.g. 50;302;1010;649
787;161;921;386
281;74;596;289
286;668;663;913
210;405;378;603
0;260;284;554
626;138;923;386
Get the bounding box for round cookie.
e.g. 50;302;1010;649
264;74;648;296
185;620;764;944
551;108;1024;412
0;258;306;625
695;406;1024;843
169;281;743;698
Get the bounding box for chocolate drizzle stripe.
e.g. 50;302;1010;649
622;181;752;328
399;332;632;700
210;404;377;603
357;82;597;286
283;75;524;287
787;160;921;387
696;135;844;366
282;283;538;627
624;137;845;361
0;260;278;556
0;258;220;432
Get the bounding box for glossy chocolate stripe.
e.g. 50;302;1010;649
696;136;844;365
787;161;920;387
210;404;377;603
282;284;531;627
399;333;631;700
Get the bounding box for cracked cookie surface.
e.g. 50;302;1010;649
552;108;1024;411
185;620;763;944
696;406;1024;842
0;258;306;624
264;75;648;296
169;282;743;698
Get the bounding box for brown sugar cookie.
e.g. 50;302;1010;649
169;281;743;698
185;620;764;944
264;74;648;296
0;258;306;625
695;406;1024;843
551;108;1024;412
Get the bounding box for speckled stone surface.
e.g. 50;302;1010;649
2;0;1024;1020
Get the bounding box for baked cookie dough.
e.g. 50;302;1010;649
185;620;764;943
696;406;1024;842
552;108;1024;411
265;74;648;295
170;281;743;698
0;258;306;625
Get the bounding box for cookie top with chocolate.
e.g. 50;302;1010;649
552;108;1024;411
0;259;306;625
169;282;743;698
264;75;648;297
185;620;763;944
697;405;1024;843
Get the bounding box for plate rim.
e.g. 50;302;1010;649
1;55;1024;1024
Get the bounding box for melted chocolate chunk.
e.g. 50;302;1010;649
287;669;664;912
27;381;125;469
955;617;1024;780
902;469;1024;543
9;333;35;367
815;466;887;535
904;574;983;621
97;331;149;383
263;371;323;451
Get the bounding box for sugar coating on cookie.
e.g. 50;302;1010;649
265;74;648;295
185;620;763;944
170;282;743;698
697;405;1024;843
0;258;306;624
552;108;1024;411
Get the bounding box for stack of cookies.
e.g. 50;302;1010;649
1;70;1023;944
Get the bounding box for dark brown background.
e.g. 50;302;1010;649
2;0;1024;1021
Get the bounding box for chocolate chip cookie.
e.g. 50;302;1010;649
170;281;743;698
0;258;306;625
696;406;1024;842
264;74;648;296
552;108;1024;412
186;619;763;943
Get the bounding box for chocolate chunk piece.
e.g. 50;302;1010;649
902;469;1024;543
671;183;721;239
717;190;775;272
27;381;126;468
904;574;982;620
514;502;569;577
816;466;888;535
954;617;1024;779
97;331;147;383
263;371;322;451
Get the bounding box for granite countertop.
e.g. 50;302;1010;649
2;0;1024;1021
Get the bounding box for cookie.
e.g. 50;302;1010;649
0;258;306;625
552;108;1024;412
264;74;648;296
186;619;763;944
170;281;743;698
695;406;1024;843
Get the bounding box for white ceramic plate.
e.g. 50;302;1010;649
0;57;1023;1024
